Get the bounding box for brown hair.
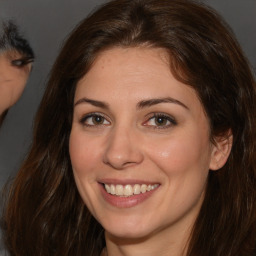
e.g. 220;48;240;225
2;0;256;255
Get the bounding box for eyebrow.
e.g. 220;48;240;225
74;96;188;110
74;97;109;109
137;97;189;110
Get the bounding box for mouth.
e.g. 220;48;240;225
104;183;159;197
99;179;160;208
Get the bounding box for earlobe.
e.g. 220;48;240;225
209;131;233;171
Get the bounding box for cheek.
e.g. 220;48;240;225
15;75;27;93
0;76;28;111
11;79;27;103
69;131;85;169
69;130;97;176
69;132;90;185
69;130;101;209
9;68;29;101
147;132;211;215
146;131;212;179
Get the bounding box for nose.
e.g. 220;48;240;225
103;126;144;170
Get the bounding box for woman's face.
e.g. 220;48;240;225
0;51;32;114
69;47;219;241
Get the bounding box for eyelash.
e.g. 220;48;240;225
79;112;110;127
79;112;177;129
143;113;177;129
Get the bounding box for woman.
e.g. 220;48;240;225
0;21;34;126
2;0;256;255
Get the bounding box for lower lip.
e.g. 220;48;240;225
99;184;160;208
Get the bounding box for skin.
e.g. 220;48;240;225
69;47;230;256
0;50;32;115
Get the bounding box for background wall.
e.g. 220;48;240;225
0;0;255;252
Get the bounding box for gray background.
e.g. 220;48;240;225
0;0;255;252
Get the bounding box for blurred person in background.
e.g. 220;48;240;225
0;20;34;127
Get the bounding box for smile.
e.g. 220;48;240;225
104;183;159;197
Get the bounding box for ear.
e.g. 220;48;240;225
209;130;233;171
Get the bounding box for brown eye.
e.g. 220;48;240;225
80;113;110;127
155;116;168;126
92;115;104;125
143;113;177;129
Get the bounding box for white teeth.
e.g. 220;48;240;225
105;184;111;193
110;184;115;195
116;185;124;196
104;183;159;197
141;184;147;193
133;184;140;195
124;185;133;196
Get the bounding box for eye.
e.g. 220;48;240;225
143;113;177;129
80;113;110;127
11;57;34;67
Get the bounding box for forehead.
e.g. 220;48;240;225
0;50;22;63
75;47;204;115
94;46;170;73
76;47;173;95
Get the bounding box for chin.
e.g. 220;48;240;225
106;228;153;242
102;216;157;240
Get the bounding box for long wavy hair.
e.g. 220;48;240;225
2;0;256;255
